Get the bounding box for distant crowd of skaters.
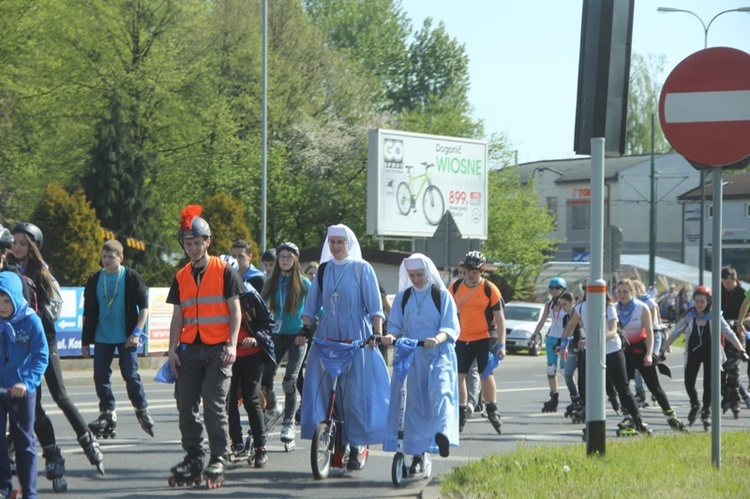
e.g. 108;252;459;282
1;210;749;495
533;266;750;436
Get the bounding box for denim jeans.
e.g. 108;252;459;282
261;334;307;423
93;342;147;413
564;348;579;399
0;393;37;498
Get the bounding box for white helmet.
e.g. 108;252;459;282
219;254;239;271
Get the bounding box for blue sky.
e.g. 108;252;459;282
399;0;750;163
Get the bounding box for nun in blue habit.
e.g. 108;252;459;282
382;254;459;472
298;224;389;471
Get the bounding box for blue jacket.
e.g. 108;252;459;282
0;272;49;393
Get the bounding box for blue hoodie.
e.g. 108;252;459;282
0;272;48;393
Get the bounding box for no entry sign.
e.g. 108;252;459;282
659;47;750;170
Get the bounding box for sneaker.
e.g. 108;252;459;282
346;446;365;470
280;421;295;442
409;454;424;476
231;442;247;459
466;404;474;419
251;447;267;469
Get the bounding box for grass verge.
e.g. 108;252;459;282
441;430;750;498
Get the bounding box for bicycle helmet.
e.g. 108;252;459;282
549;277;567;289
276;242;299;257
693;285;712;298
261;248;276;262
0;225;12;249
177;205;211;244
11;222;43;249
218;254;239;271
463;251;486;270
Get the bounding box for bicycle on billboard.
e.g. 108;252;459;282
395;162;445;226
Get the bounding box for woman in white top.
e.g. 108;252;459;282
616;279;686;432
561;291;648;434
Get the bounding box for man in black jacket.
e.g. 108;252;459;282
82;239;153;437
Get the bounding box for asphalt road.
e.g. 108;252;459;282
33;346;750;498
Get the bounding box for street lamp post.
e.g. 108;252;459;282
657;6;750;285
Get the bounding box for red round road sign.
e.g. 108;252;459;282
659;47;750;169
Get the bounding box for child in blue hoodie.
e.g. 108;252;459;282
0;272;49;498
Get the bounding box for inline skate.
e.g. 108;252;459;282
542;391;559;413
135;407;155;437
168;447;204;487
485;402;502;434
280;419;296;452
203;455;227;489
88;411;117;439
663;409;689;433
78;431;105;475
43;444;67;492
687;403;701;427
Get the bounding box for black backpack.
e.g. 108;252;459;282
400;284;442;314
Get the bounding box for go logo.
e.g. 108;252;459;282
383;139;403;166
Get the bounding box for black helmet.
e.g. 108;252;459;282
0;225;12;249
11;222;43;249
276;242;299;257
463;251;486;269
261;248;276;262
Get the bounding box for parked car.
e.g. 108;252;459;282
504;302;549;356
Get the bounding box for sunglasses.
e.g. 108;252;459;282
549;286;563;290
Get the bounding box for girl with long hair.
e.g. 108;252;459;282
260;242;310;449
9;223;104;485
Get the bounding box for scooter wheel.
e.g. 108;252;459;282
391;454;405;487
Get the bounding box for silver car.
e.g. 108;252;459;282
504;302;549;356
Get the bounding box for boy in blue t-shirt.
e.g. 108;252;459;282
0;272;49;498
81;240;152;438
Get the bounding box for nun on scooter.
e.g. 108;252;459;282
381;254;460;476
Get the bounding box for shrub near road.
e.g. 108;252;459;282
442;431;750;498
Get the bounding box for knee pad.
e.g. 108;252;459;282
547;364;557;378
282;378;296;395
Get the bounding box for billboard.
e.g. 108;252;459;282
54;287;146;357
367;129;488;239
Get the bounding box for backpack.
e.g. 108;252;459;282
451;278;496;331
44;277;63;322
400;284;442;314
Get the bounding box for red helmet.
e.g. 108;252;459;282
693;285;712;298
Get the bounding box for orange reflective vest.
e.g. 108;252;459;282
176;256;231;345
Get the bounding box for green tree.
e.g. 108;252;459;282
31;183;101;286
391;18;482;138
83;89;165;274
201;193;256;259
302;0;410;109
483;168;557;301
626;53;671;155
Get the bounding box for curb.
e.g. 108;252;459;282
420;475;442;499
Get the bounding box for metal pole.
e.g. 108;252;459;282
260;0;268;252
699;171;705;284
649;114;656;285
586;137;606;456
711;166;723;469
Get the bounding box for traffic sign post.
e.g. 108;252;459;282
658;47;750;469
